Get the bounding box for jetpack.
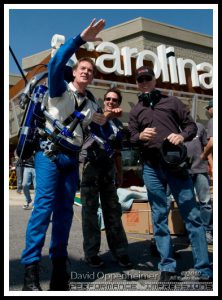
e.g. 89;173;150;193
16;71;48;159
16;71;87;160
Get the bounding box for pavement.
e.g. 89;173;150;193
7;189;214;295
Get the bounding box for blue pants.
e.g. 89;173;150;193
16;165;23;192
191;173;213;233
22;167;36;203
143;163;212;278
21;151;79;265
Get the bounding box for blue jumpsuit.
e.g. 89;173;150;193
21;35;87;264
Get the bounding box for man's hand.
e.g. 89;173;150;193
104;108;123;119
92;112;107;125
80;18;105;42
139;128;157;141
167;133;184;145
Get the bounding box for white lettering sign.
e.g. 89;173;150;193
51;35;213;90
96;42;124;75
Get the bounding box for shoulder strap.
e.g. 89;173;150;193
68;98;87;132
52;92;87;137
63;95;86;126
86;89;96;103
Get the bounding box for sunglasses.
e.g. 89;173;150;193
105;97;119;103
137;76;153;83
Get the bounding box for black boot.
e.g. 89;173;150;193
150;238;179;258
49;257;70;291
22;263;42;291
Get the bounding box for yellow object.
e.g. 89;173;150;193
9;169;17;189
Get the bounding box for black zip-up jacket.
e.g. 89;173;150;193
22;156;35;168
128;92;197;164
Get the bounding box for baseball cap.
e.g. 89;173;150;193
135;66;155;81
205;100;213;109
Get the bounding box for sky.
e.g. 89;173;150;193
6;4;216;75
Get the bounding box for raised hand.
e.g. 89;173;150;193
92;112;107;125
104;108;123;119
80;18;105;42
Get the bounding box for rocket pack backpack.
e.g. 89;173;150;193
16;71;48;160
16;71;87;160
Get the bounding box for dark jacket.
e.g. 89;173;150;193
128;93;197;163
22;156;35;168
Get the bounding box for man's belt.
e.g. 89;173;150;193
39;137;80;159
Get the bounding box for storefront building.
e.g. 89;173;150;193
9;17;213;174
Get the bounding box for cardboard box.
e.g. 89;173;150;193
122;200;185;235
121;201;150;234
148;201;185;235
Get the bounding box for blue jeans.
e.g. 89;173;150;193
143;163;212;278
22;167;36;203
16;165;24;192
191;173;213;233
21;151;79;265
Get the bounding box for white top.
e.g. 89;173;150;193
46;82;99;147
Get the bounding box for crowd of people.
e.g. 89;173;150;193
11;19;213;291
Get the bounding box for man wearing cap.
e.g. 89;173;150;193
128;66;213;282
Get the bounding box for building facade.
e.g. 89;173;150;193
9;17;213;168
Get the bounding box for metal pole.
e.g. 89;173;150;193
9;46;28;85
